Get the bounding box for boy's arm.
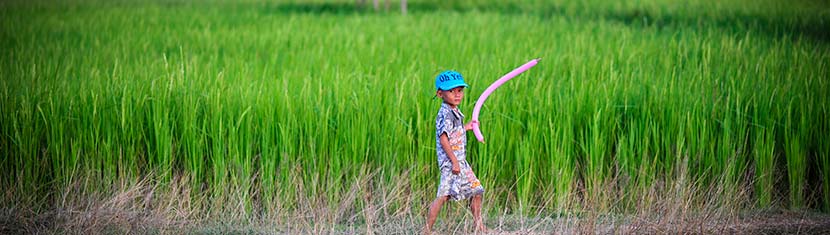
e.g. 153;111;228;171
439;133;461;175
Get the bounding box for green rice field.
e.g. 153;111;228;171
1;0;829;232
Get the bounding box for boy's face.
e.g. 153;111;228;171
437;87;464;107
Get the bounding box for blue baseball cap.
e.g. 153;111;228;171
435;70;468;91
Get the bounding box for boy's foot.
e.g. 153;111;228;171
422;227;432;235
476;225;489;234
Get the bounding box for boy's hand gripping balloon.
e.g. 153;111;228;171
471;58;540;142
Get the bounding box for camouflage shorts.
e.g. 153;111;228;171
436;159;484;201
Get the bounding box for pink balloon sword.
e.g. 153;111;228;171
471;58;540;142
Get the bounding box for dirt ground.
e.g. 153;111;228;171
3;209;830;234
181;210;830;234
416;210;830;235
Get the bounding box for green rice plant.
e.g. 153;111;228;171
820;133;830;212
614;112;661;213
582;107;611;206
752;121;776;208
784;100;807;208
724;94;751;200
545;101;575;211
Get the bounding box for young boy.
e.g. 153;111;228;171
425;70;487;234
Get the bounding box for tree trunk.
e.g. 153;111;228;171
373;0;379;11
401;0;407;15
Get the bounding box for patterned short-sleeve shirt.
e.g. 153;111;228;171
435;102;466;166
434;102;484;200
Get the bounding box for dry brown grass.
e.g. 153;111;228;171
2;168;829;234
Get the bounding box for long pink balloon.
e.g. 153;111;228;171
471;58;539;142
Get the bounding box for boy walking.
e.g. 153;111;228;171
425;70;487;234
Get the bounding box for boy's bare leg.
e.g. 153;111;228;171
470;194;487;232
425;196;449;234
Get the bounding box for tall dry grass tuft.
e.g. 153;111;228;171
4;174;198;234
3;166;830;234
